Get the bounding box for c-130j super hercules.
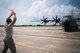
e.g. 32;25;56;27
33;15;80;31
33;10;80;31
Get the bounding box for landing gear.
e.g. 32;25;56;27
75;26;78;30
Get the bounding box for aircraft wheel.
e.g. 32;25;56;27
64;28;69;31
75;26;78;30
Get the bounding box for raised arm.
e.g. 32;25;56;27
8;13;13;19
11;13;17;25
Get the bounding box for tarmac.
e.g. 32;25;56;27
0;26;80;53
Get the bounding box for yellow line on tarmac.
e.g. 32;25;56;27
16;42;28;47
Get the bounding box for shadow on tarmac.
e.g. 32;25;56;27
65;29;80;32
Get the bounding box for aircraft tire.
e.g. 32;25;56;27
75;26;78;30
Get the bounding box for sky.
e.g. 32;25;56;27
0;0;80;25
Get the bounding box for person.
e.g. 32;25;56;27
2;10;17;53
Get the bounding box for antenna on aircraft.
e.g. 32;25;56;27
71;9;73;17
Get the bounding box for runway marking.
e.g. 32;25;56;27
16;42;28;47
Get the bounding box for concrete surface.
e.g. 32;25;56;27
0;26;80;53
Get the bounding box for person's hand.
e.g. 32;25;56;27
10;9;15;14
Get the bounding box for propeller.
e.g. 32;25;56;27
41;16;49;25
52;15;60;25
